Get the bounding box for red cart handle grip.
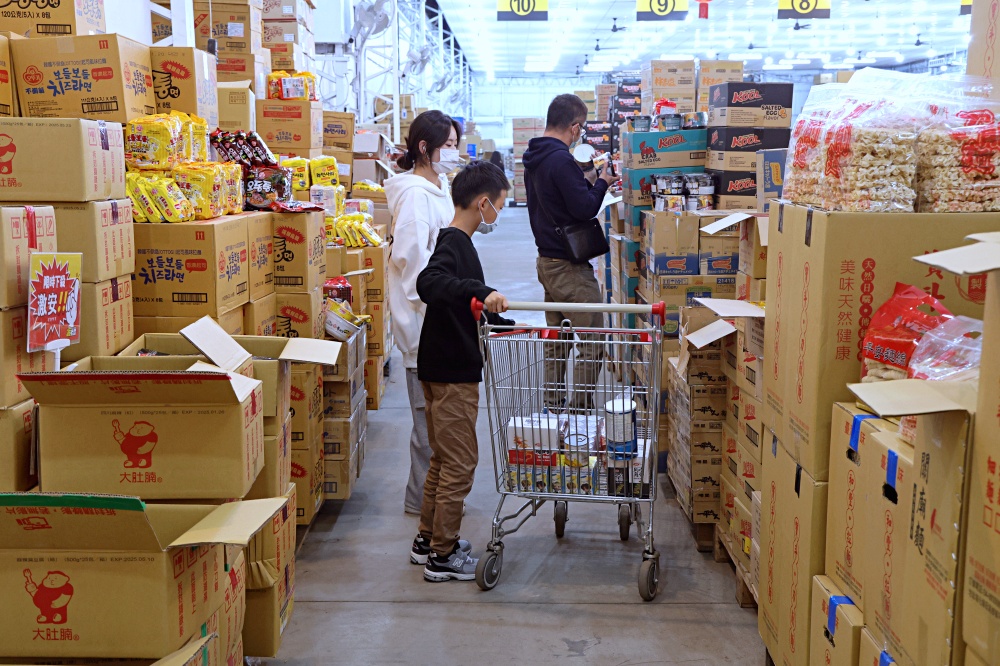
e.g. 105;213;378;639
471;297;485;320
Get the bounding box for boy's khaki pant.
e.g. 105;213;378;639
418;381;480;556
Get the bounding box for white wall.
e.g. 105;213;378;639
472;75;603;146
105;0;154;45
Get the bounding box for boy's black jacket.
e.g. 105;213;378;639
417;227;514;383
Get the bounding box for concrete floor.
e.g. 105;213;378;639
266;207;764;665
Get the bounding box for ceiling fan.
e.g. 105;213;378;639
915;34;930;46
611;18;627;33
793;21;811;31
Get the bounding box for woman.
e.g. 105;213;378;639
386;110;463;515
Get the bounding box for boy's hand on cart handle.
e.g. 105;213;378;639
484;291;509;313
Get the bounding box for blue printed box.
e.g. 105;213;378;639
621;129;709;170
643;210;700;275
699;235;740;275
624;204;651;242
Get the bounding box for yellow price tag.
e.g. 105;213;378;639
636;0;689;21
497;0;548;21
777;0;831;19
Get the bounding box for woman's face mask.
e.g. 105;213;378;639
433;148;462;174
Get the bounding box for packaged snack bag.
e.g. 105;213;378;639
246;166;293;210
221;162;244;214
310;155;339;187
281;156;311;190
861;282;953;382
147;176;195;222
170;110;194;162
174;163;224;220
127;173;164;222
190;114;209;162
126;115;179;170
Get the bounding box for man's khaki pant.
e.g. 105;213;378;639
536;256;604;410
418;381;480;556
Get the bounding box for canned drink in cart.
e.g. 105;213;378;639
604;397;637;458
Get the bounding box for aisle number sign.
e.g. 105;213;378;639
497;0;548;21
637;0;689;21
961;0;972;15
777;0;831;19
27;253;81;353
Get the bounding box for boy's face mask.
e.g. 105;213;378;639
477;198;502;235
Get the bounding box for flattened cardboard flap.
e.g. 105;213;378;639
155;635;216;666
19;372;249;406
847;379;977;417
914;238;1000;276
169;498;286;549
756;215;769;247
685;319;737;349
694;297;766;318
0;493;164;552
180;316;252;373
275;337;343;364
700;213;753;236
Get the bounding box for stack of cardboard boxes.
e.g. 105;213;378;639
640;60;695;115
512;117;544;204
611;78;642;129
696;61;744;113
273;210;326;340
264;0;317;74
576;89;597;121
199;0;272;96
706;83;794;210
322;324;367;502
257;95;325;160
595;83;616;121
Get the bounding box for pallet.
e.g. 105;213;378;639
690;520;717;553
714;524;758;609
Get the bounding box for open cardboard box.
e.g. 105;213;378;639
0;493;283;659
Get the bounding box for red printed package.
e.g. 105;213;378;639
860;282;953;382
323;276;352;303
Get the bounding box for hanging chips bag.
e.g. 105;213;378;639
147;176;195;222
310;155;339;187
281;156;311;190
127;173;164;222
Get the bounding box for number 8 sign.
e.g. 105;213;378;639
777;0;831;19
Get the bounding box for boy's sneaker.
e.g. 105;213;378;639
424;547;479;582
410;534;471;565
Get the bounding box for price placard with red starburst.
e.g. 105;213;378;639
28;253;81;353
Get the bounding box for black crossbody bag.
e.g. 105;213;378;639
530;160;610;263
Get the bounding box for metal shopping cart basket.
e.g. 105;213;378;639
471;299;666;600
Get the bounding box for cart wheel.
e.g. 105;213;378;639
618;504;631;541
639;558;659;601
554;501;568;538
476;549;502;591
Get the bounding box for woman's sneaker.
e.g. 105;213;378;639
410;534;472;565
424;547;479;582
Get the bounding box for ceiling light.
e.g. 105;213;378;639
780;58;812;65
927;48;938;58
486;69;495;82
765;56;775;65
763;64;794;71
823;63;856;70
523;63;556;72
785;49;795;59
895;54;905;63
877;36;888;47
865;51;903;59
844;57;876;64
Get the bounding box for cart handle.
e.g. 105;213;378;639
472;298;665;319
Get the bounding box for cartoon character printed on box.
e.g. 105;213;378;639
639;142;656;158
639;177;652;197
23;570;73;625
113;420;158;468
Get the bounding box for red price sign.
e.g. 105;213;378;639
28;253;81;353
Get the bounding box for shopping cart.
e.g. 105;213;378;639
471;299;666;600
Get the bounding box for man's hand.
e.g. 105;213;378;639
600;168;617;186
484;291;509;313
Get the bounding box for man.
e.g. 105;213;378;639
522;94;616;410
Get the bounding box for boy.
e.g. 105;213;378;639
411;161;514;582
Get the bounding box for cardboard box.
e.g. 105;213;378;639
25;367;264;499
763;203;997;479
709;169;757;199
736;214;768;279
263;19;312;48
245;211;275;300
365;300;390;356
216;53;270;96
1;308;55;408
810;575;864;666
218;80;257;132
641;60;696;87
133;306;245;337
736;396;763;471
735;271;766;302
245;291;278;336
289;363;322;448
133;217;250;318
323;111;355;150
269;41;308;72
246;412;291;500
699;234;739;275
322;325;366;382
324;366;365;419
263;0;313;24
257;99;323;149
698;60;744;90
276;289;324;339
244;485;296;657
204;548;247;665
708;82;794;128
758;439;829;666
0;205;56;309
13;34;154;124
0;493;282;659
642;210;699;275
707;127;790;171
352;159;391;189
0;118;124;202
194;3;263;54
149;47;219;129
363;353;384;397
0;399;34;491
825;402;895;614
291;437;323;525
969;0;1000;78
62;276;134;362
756;148;787;213
361;243;389;302
859;628;900;666
324;441;358;500
326;147;354;190
714;194;758;210
621;165;702;207
861;430;914;659
50;201;133;284
620;130;708;170
0;0;105;37
0;34;21;117
323;398;366;461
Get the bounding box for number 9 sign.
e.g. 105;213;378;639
637;0;688;21
777;0;830;19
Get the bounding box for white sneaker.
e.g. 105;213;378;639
423;546;479;582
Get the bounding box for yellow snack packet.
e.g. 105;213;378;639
267;70;289;100
127;173;164;222
189;114;209;162
125;115;177;170
325;215;337;243
335;185;347;217
301;72;318;101
147;176;194;222
222;162;244;214
357;218;383;246
174;163;224;220
281;156;311;191
170;110;194;163
309;155;339;188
